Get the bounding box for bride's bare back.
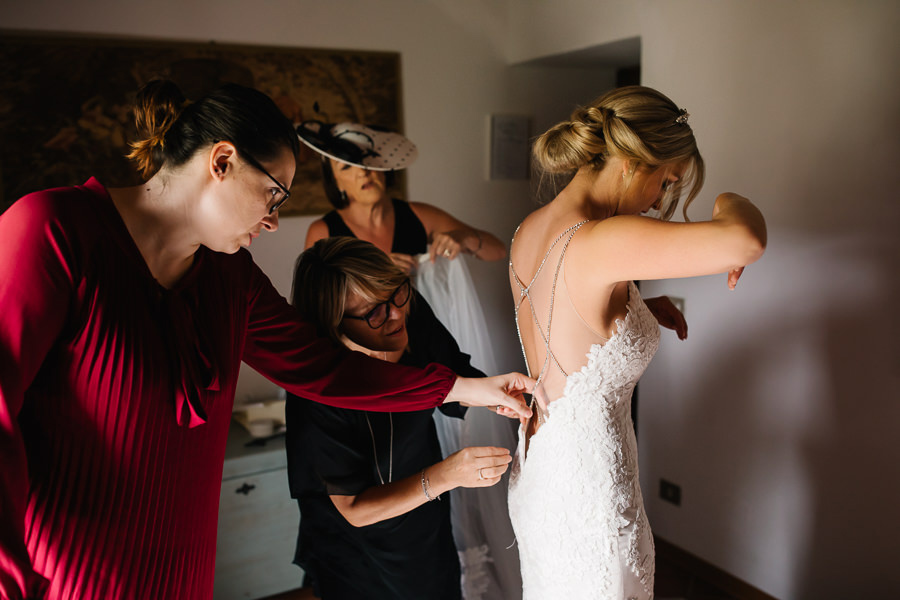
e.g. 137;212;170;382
509;210;624;419
506;85;766;599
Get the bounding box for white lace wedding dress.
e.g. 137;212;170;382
507;222;660;599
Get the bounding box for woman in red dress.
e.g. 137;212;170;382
0;79;530;600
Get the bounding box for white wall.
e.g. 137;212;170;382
641;3;900;598
508;1;900;598
505;0;639;63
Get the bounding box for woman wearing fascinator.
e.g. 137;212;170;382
507;86;767;598
297;120;507;273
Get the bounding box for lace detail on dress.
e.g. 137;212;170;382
508;223;660;600
555;282;660;597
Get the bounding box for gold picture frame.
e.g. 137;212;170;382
0;34;405;215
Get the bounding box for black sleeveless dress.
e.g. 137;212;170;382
321;198;428;255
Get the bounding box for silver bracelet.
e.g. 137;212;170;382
421;468;439;501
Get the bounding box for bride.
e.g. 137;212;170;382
506;86;767;599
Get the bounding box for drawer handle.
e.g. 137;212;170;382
235;483;256;495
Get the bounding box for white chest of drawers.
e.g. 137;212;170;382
214;423;304;600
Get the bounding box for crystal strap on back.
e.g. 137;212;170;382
509;220;588;421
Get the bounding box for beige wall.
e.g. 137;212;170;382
506;0;639;62
4;0;898;597
637;3;900;598
506;1;900;598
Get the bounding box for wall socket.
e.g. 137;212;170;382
659;478;682;506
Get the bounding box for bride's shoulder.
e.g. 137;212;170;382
513;209;545;235
509;212;547;254
571;214;660;248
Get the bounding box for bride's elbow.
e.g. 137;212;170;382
714;193;767;263
736;224;767;265
746;238;766;265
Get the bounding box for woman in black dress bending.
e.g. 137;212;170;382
285;237;512;599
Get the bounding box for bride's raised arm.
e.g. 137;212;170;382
570;192;766;289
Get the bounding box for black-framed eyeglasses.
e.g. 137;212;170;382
344;279;411;329
240;151;292;214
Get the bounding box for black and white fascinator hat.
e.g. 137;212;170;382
296;120;418;171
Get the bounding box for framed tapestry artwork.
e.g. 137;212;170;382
0;34;405;215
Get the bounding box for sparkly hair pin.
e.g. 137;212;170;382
675;108;690;125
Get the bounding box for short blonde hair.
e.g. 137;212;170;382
291;237;408;345
532;85;705;220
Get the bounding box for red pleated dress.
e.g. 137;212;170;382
0;178;455;600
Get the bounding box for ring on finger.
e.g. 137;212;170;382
443;249;451;257
478;468;484;480
494;405;502;414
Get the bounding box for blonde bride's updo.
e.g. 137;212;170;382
532;85;705;220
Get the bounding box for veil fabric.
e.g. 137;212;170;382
416;254;522;600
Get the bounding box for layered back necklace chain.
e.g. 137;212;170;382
365;351;393;484
365;412;393;484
